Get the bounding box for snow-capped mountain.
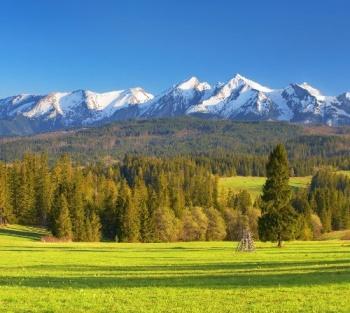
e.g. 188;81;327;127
0;88;154;134
141;77;212;118
186;74;281;120
0;74;349;136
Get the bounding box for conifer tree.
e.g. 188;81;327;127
134;177;151;242
71;175;87;241
35;154;52;226
100;192;118;240
116;180;140;242
17;155;37;224
84;207;101;242
0;163;14;225
258;144;297;247
54;194;73;240
89;210;102;241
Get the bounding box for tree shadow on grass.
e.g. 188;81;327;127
0;227;46;241
0;246;237;253
0;269;349;289
4;258;350;273
1;260;350;289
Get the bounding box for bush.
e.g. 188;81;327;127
205;207;226;241
310;214;323;240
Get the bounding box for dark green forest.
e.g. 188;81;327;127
1;118;350;176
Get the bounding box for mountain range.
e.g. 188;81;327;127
1;74;349;136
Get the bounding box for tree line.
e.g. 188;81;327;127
0;149;349;243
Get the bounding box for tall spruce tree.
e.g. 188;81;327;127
54;194;73;240
134;177;152;242
258;144;297;247
35;154;52;226
116;180;140;242
0;163;14;225
71;176;87;241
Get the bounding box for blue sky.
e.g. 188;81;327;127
0;0;349;97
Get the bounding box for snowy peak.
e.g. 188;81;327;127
284;82;323;99
1;74;350;136
296;82;325;101
228;73;273;93
186;74;273;117
176;76;211;92
177;76;200;90
0;94;40;117
119;87;154;105
0;88;154;125
336;92;350;101
141;76;212;118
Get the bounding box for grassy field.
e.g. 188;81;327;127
219;176;311;199
320;230;350;240
336;170;350;177
1;225;350;313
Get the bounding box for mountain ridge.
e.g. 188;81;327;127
1;74;349;136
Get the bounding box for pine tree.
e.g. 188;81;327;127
0;163;14;225
258;144;298;247
134;177;151;242
89;210;102;242
34;154;52;226
116;180;140;242
84;207;102;242
70;172;87;241
54;194;73;240
17;155;37;224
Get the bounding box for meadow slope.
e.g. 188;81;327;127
0;225;350;313
219;176;311;199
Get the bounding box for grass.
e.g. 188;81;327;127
320;230;350;240
0;225;350;312
336;170;350;177
219;176;311;199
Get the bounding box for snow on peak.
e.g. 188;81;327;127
84;88;153;113
298;82;323;98
177;77;200;90
124;87;154;105
19;87;154;121
176;76;211;92
230;73;272;92
3;74;350;130
0;94;35;107
23;92;67;118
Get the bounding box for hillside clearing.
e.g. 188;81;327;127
219;176;311;198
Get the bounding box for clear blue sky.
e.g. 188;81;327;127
0;0;349;97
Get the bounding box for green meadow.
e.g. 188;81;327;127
219;176;311;199
1;225;350;313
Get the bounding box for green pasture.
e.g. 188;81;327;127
219;176;311;198
0;225;350;313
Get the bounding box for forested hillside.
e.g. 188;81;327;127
1;118;350;176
